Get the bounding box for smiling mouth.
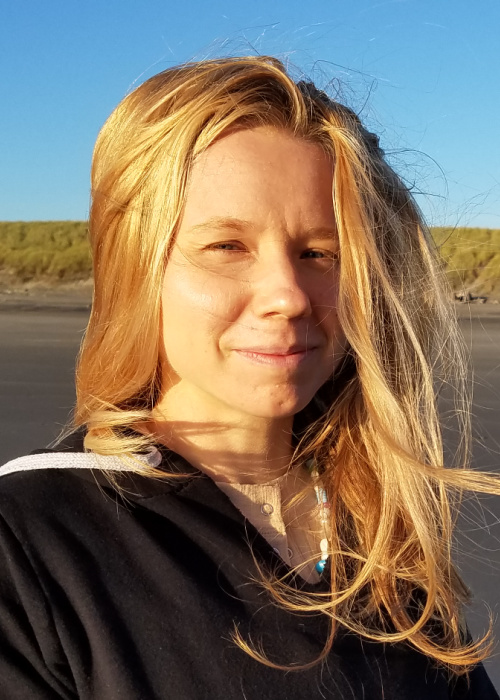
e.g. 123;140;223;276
234;348;316;367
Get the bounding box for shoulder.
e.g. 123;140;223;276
0;450;112;477
0;454;118;533
0;428;164;481
0;433;168;524
0;444;178;585
0;450;137;502
0;428;96;482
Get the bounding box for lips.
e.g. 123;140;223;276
232;344;319;368
235;344;316;355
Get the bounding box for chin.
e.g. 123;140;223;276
240;395;314;420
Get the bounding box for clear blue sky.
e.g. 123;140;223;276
2;0;499;227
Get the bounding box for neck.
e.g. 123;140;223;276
149;387;294;484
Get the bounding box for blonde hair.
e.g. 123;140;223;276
75;56;499;674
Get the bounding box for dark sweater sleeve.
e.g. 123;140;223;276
0;513;76;699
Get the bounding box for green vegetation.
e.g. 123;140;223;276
0;222;499;296
433;227;500;297
0;221;91;281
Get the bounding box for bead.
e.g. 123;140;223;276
315;559;327;573
261;503;274;515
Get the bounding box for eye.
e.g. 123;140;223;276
206;241;245;252
301;249;339;261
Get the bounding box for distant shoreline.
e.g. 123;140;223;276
0;280;92;312
1;281;499;318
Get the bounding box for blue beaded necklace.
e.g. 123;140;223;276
306;459;331;574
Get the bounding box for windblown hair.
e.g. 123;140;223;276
75;56;499;674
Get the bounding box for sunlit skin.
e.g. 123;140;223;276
152;126;345;483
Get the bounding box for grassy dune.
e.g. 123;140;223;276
0;221;499;296
0;221;91;281
433;227;500;297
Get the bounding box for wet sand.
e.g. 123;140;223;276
0;303;499;687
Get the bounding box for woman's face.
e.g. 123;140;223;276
159;126;345;422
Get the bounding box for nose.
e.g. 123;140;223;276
252;255;312;319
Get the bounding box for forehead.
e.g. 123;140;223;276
180;126;336;233
192;126;332;181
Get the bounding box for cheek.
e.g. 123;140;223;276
160;263;244;354
163;262;224;316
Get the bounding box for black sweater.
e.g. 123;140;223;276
0;438;497;699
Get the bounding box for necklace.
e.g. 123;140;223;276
306;459;331;574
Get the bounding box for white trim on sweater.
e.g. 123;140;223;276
0;449;163;477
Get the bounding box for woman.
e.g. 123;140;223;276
0;56;498;698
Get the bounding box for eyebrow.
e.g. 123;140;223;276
186;217;252;235
186;216;338;239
